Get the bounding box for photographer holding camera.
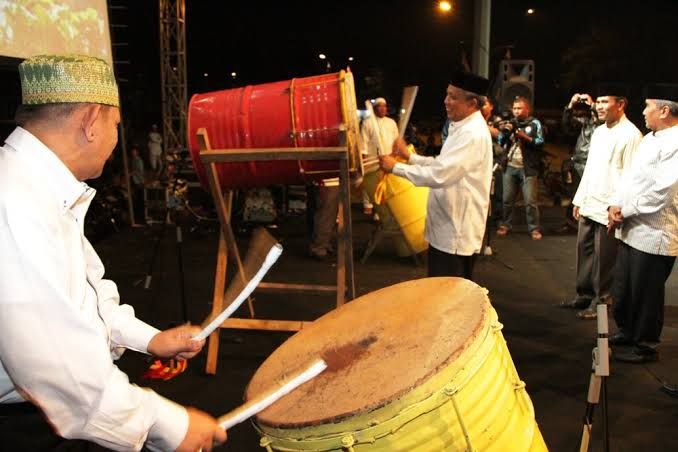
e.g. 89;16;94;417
496;96;545;240
559;93;601;231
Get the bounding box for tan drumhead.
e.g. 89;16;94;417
245;277;489;428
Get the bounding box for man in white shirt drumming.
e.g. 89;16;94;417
379;71;492;280
0;55;226;451
607;85;678;364
560;89;642;320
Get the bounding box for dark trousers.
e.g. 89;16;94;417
309;185;339;255
575;217;619;306
133;183;145;224
613;242;676;346
427;245;476;280
490;166;503;223
0;403;98;451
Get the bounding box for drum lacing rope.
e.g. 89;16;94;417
259;436;273;451
437;319;505;452
450;393;476;452
256;305;501;451
496;320;535;422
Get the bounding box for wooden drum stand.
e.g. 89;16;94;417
196;128;356;374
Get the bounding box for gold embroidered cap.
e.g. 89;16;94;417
19;54;119;107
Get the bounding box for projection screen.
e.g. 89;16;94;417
0;0;112;64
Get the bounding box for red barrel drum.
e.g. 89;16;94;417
187;70;360;190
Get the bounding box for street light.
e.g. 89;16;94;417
438;1;452;13
526;8;535;15
230;71;237;79
318;53;331;72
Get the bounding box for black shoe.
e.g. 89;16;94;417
614;347;658;364
577;308;597;320
662;382;678;398
559;297;591;309
608;331;634;346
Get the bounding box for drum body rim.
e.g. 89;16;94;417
254;301;540;451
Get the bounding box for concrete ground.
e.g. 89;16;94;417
95;200;678;452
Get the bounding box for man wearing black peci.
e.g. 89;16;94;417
607;85;678;364
379;72;492;280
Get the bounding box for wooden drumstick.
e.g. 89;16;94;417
218;358;327;430
217;339;371;430
398;86;419;139
193;242;283;341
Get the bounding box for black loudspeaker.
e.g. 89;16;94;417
497;60;535;109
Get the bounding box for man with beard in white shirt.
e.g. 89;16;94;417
560;89;642;320
379;72;492;280
607;85;678;364
0;55;226;451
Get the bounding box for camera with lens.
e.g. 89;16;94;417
498;110;518;137
571;96;594;113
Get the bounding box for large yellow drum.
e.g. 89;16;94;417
361;170;413;257
361;164;428;256
246;278;548;451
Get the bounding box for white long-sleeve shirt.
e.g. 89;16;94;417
393;110;492;256
0;128;187;451
611;125;678;256
573;115;642;225
360;115;399;157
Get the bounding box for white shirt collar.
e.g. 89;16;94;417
652;124;678;138
4;127;92;214
450;110;480;130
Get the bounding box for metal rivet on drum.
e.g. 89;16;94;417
259;436;273;451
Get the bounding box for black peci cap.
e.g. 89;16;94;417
596;83;631;100
646;84;678;102
449;71;490;96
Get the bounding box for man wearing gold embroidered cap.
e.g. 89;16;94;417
0;55;226;451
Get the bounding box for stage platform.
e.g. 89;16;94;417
95;204;678;452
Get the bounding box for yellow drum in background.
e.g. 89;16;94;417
246;278;548;451
361;170;413;257
374;169;429;255
361;149;428;256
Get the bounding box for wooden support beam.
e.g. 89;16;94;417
200;147;347;163
257;282;337;293
195;127;356;374
220;318;312;332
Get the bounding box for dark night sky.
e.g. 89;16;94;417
119;0;677;130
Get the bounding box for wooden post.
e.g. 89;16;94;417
205;231;227;374
196;128;356;374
